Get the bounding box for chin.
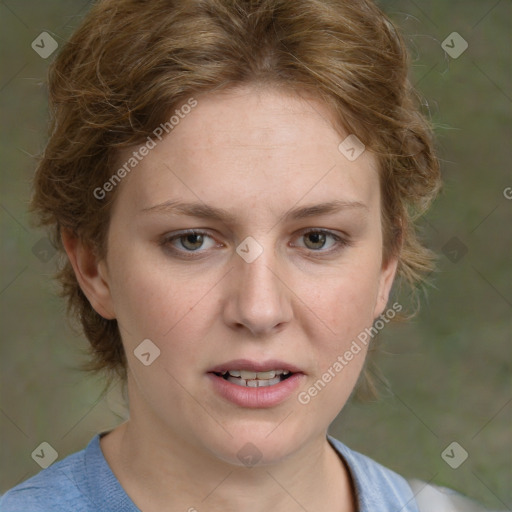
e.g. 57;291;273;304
199;420;314;468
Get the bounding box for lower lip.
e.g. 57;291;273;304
207;373;305;408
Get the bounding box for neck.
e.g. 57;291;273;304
100;393;356;512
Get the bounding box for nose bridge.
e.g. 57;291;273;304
240;250;279;300
228;236;292;335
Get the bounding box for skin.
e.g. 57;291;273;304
63;84;398;512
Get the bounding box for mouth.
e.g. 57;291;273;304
207;359;305;408
213;369;293;388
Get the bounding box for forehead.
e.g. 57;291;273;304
112;86;380;221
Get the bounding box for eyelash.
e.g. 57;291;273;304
159;229;352;259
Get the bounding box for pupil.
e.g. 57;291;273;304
306;232;325;249
183;234;203;250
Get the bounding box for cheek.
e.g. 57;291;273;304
108;258;223;420
107;251;221;356
305;264;382;345
294;270;379;423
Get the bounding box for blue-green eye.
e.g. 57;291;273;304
163;230;218;252
177;233;206;251
303;231;331;250
160;228;350;258
294;230;349;251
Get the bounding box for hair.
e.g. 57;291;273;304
31;0;441;387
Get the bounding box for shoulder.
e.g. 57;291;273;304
408;478;505;512
328;435;504;512
0;440;93;512
328;434;420;511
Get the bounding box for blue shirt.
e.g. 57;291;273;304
0;433;468;511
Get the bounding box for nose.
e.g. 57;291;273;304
223;245;293;337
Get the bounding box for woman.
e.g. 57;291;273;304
0;0;498;510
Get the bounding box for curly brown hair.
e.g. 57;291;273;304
31;0;441;382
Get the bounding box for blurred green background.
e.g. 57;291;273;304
1;0;510;508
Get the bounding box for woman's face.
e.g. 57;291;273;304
94;85;397;465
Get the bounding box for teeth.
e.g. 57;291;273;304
228;376;282;387
254;370;276;379
221;369;292;388
226;369;289;380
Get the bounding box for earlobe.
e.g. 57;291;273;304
373;257;399;319
61;229;116;320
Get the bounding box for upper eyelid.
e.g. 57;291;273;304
164;228;343;239
164;229;221;242
162;230;222;248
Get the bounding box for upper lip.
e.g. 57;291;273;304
208;359;304;374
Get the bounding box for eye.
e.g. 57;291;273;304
293;229;349;252
162;230;219;253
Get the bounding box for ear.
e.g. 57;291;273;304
61;229;116;320
373;256;399;319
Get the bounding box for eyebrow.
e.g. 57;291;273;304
140;199;368;224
